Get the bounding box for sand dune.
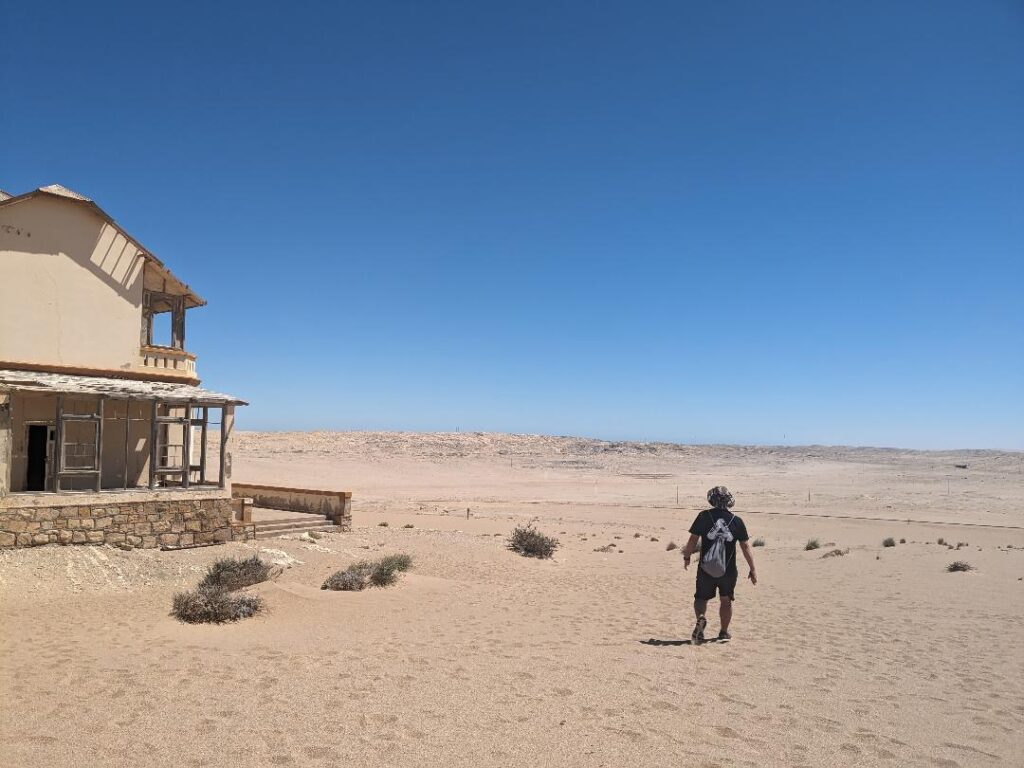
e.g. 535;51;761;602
1;432;1022;767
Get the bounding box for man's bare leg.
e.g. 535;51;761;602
719;596;733;633
694;599;708;620
692;599;708;644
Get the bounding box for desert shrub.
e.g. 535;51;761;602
507;524;560;559
172;587;263;624
752;538;765;547
899;538;906;544
402;524;414;529
378;521;389;527
372;553;413;586
650;537;659;542
322;564;371;591
199;556;271;592
665;541;678;551
946;561;973;572
805;539;821;551
882;537;896;548
593;544;615;553
322;554;413;591
937;538;946;545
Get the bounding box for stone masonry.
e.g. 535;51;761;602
0;497;245;549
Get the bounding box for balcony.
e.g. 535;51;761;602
138;345;197;380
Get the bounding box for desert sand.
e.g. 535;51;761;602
1;431;1023;767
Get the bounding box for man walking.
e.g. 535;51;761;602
682;486;757;644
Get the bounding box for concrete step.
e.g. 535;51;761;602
251;516;330;530
253;524;340;540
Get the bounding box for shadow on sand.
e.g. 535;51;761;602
640;637;727;647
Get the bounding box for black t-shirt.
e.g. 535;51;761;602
689;509;749;575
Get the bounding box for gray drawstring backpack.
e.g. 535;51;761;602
700;511;736;578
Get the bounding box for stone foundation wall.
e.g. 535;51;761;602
0;498;244;549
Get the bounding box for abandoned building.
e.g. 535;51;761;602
0;183;255;548
0;184;351;548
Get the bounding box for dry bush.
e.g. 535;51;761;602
371;553;414;586
322;554;413;591
172;587;263;624
899;538;906;544
507;524;559;559
752;538;765;547
402;524;415;529
322;565;370;591
665;541;678;551
805;539;821;551
378;521;389;527
593;544;615;553
946;561;973;572
937;538;946;545
882;537;896;548
199;556;271;592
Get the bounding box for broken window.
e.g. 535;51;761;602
149;402;226;489
142;290;185;349
55;396;103;492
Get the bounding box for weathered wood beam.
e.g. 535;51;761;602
123;397;131;490
54;395;64;493
182;400;191;489
149;400;158;490
96;396;105;492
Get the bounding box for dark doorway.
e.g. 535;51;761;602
26;425;49;491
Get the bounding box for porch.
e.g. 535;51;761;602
0;369;245;498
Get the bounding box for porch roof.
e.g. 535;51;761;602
0;369;247;405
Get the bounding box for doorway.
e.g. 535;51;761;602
26;425;49;491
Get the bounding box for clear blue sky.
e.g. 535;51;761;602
2;1;1022;449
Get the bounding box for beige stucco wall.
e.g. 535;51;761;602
0;195;145;371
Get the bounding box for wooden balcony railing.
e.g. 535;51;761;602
138;346;197;379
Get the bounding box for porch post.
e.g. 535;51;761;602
149;400;158;490
199;406;208;485
0;392;11;498
123;398;131;490
54;395;64;493
219;405;234;492
95;396;105;492
182;401;191;489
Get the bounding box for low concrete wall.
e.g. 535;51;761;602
0;497;241;549
232;483;352;530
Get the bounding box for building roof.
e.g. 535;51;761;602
0;184;206;308
0;369;247;405
37;183;92;202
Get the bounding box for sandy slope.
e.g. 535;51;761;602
1;432;1022;767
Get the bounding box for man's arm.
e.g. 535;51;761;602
739;540;757;584
681;534;700;569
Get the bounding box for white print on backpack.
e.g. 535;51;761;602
707;518;735;543
700;513;735;578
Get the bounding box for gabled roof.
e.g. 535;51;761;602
0;184;205;308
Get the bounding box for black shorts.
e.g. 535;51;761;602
695;568;738;601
